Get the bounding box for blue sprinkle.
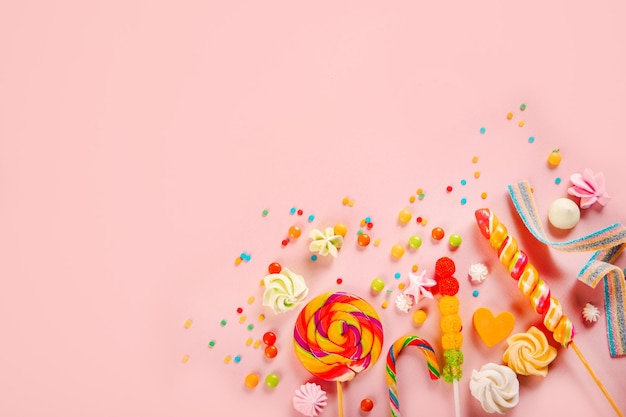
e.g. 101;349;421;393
234;355;242;363
479;127;486;134
460;179;467;186
307;214;315;222
365;216;371;223
289;207;296;215
472;290;479;297
460;197;467;205
555;177;562;185
394;272;401;279
311;255;318;262
528;136;535;143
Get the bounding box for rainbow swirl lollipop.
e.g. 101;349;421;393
294;292;384;382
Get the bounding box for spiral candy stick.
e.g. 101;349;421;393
475;208;624;417
386;335;441;417
294;292;384;417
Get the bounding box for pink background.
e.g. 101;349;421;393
1;1;625;416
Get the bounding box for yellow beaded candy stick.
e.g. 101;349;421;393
475;208;624;417
435;257;463;417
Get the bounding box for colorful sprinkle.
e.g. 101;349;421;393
480;127;486;134
460;197;467;205
220;319;227;327
472;156;479;163
474;171;480;179
223;355;231;364
555;177;562;185
247;296;255;304
460;179;467;186
307;214;315;222
297;209;303;216
409;195;416;203
209;340;216;348
181;354;190;363
253;340;262;349
262;209;269;217
311;255;318;261
472;290;479;297
381;300;389;309
394;272;401;279
184;319;192;329
446;185;453;192
528;136;535;143
520;103;526;111
247;324;254;331
507;112;513;120
518;120;525;127
234;355;242;363
290;207;296;214
336;278;343;285
245;338;252;346
258;314;265;322
481;192;488;199
239;315;247;323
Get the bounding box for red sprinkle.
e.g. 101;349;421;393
297;209;303;216
236;307;243;314
336;278;343;284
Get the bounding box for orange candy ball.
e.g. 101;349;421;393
264;345;278;359
431;227;445;240
360;398;374;412
288;226;302;238
357;234;371;247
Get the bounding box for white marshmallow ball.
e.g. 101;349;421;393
548;198;580;229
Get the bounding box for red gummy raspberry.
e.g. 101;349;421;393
435;256;456;278
439;276;459;296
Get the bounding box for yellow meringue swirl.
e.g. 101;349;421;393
503;326;557;376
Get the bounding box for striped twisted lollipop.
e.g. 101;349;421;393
475;208;575;347
386;336;441;417
293;292;384;382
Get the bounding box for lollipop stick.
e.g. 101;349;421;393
337;381;344;417
571;342;624;417
453;379;461;417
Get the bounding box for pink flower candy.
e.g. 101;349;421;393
567;168;610;209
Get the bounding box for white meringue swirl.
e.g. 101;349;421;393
262;267;308;313
468;263;489;283
470;363;519;414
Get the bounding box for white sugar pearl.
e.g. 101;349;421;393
548;198;580;229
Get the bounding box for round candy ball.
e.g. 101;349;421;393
263;331;277;346
438;295;459;315
268;262;282;274
391;243;405;259
449;234;462;247
431;227;445;240
357;233;371;247
265;373;280;388
264;345;278;359
398;209;412;224
371;278;385;293
412;309;427;325
245;373;259;388
360;398;374;412
408;235;422;249
548;198;580;230
334;223;348;237
288;226;302;238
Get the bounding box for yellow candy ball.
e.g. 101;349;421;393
438;295;459;315
442;333;464;350
391;243;405;259
440;314;462;333
334;223;348;237
398;209;412;224
413;309;427;325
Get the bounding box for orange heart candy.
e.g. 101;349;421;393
473;307;515;347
